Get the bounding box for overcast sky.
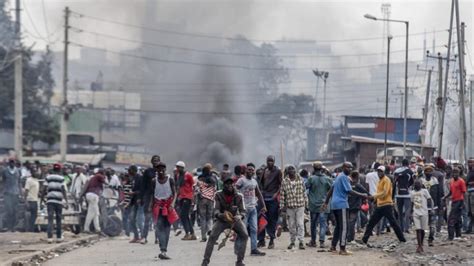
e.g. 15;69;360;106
18;0;472;70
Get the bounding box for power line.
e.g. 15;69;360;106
71;10;447;44
40;0;50;43
22;0;48;42
69;41;417;71
72;26;444;60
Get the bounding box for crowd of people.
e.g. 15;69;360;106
1;154;474;266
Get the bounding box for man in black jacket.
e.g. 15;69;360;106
420;165;444;246
394;159;414;233
202;176;248;266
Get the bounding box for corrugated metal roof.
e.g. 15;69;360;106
342;135;435;148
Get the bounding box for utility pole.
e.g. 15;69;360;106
14;0;22;161
60;7;70;163
417;63;434;155
455;10;466;164
403;21;409;159
439;0;455;157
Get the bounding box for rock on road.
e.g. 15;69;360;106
44;231;396;266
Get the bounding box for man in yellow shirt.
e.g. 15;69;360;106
357;166;406;244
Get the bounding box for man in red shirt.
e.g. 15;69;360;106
175;161;196;240
443;167;467;240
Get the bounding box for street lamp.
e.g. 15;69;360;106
312;70;329;128
364;13;409;159
384;35;393;162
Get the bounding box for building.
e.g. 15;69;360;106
343;115;422;143
338;115;435;167
342;135;435;168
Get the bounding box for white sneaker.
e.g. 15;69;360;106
47;238;54;244
56;237;64;243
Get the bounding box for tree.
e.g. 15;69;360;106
0;2;59;147
258;93;320;161
258;93;318;131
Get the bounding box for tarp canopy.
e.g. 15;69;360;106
22;153;106;166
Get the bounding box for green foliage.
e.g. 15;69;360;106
0;2;58;146
258;93;318;129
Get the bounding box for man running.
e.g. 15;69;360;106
357;166;406;245
236;163;267;256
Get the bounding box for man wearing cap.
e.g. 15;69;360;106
257;155;282;249
145;162;176;260
322;162;368;255
2;159;21;232
358;166;406;245
175;161;197;240
420;164;444;246
197;163;218;242
42;163;68;243
202;175;248;266
306;161;333;248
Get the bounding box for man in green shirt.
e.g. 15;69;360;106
306;161;333;248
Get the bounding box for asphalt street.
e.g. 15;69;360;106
44;230;396;265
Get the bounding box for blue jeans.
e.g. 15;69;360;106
122;206;131;236
243;207;258;251
47;203;63;239
156;215;171;252
258;199;279;241
396;197;411;232
129;205;142;239
310;212;327;243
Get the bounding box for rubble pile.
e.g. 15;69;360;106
349;232;474;265
11;238;98;266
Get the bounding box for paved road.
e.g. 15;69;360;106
45;230;396;266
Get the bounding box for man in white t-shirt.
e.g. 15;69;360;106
24;166;40;232
70;166;88;200
236;163;267;256
365;163;380;219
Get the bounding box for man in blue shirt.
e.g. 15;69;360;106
322;162;368;255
